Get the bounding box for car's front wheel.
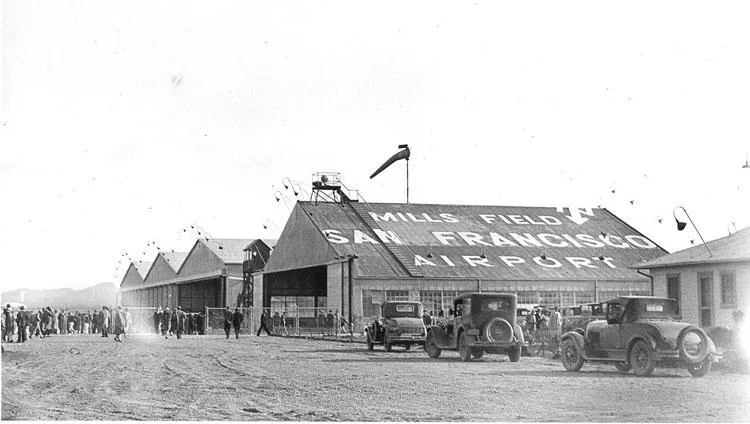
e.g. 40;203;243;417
687;357;711;377
630;340;656;377
458;331;472;362
560;338;584;372
424;331;441;359
614;362;631;373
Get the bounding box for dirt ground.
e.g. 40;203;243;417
2;334;749;421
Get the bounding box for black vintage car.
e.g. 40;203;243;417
560;296;720;377
424;293;525;362
364;301;427;351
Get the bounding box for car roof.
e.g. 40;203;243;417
455;292;517;300
606;296;674;303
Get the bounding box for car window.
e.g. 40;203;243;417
607;303;624;321
481;298;510;312
454;299;464;316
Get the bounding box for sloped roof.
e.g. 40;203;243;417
133;261;153;278
243;239;277;251
160;252;188;272
265;201;667;281
634;227;750;269
203;238;253;264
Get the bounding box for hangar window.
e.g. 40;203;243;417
386;290;409;302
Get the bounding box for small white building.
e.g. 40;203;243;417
634;227;750;329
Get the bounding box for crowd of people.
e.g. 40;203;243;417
1;304;132;343
152;306;205;338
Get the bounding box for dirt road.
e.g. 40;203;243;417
2;334;748;421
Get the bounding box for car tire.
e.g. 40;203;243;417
629;340;656;377
472;348;485;359
560;338;584;372
678;328;709;363
384;333;392;352
614;362;631;373
366;332;374;351
687;357;711;378
458;331;472;362
424;331;441;359
508;345;521;362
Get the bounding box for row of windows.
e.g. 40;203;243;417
667;270;738;327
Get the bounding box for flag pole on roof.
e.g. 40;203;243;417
370;144;410;203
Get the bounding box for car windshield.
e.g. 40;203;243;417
633;299;678;319
480;297;512;312
382;303;421;318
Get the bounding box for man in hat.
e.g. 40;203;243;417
16;306;28;343
154;306;163;335
113;306;126;342
162;307;173;339
2;304;12;343
174;306;186;339
223;307;233;339
232;307;244;339
256;310;273;337
101;306;110;338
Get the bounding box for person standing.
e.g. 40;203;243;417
256;310;273;337
16;306;28;343
162;307;172;339
29;310;42;339
2;305;13;343
82;311;90;335
124;308;132;338
232;307;244;339
154;307;163;335
223;307;233;339
60;309;67;335
174;306;186;339
113;306;126;342
280;311;290;336
101;306;110;338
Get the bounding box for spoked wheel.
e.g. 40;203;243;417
424;331;441;359
614;362;631;373
560;338;584;372
687;357;711;377
458;332;472;362
630;340;656;377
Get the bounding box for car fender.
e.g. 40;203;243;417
427;325;449;348
513;323;525;344
561;331;587;358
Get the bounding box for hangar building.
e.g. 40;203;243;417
258;199;668;324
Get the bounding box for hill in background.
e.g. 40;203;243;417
1;282;118;310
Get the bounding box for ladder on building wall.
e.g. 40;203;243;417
348;201;424;278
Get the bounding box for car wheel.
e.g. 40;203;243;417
687;357;711;378
424;331;441;359
629;340;656;377
508;345;521;362
560;338;584;372
366;332;374;351
614;362;631;373
384;333;392;352
458;331;472;362
472;348;485;359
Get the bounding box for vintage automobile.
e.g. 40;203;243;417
560;296;720;377
561;302;606;333
424;293;525;362
364;301;427;351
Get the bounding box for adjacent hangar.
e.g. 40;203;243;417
258;200;668;324
120;238;265;312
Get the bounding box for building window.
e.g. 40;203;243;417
516;291;539;306
721;271;737;307
539;291;560;307
667;274;681;315
385;290;409;301
574;291;595;305
419;291;443;316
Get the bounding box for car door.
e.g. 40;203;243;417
598;302;627;360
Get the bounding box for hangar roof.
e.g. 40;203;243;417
634;226;750;269
133;261;153;278
265;201;667;281
203;238;253;264
160;252;188;272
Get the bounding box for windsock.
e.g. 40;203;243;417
370;147;410;179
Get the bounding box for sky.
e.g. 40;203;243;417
1;1;749;292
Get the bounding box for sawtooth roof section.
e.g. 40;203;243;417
134;261;153;279
161;252;188;272
267;201;668;281
203;238;253;264
243;239;278;251
634;227;750;269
